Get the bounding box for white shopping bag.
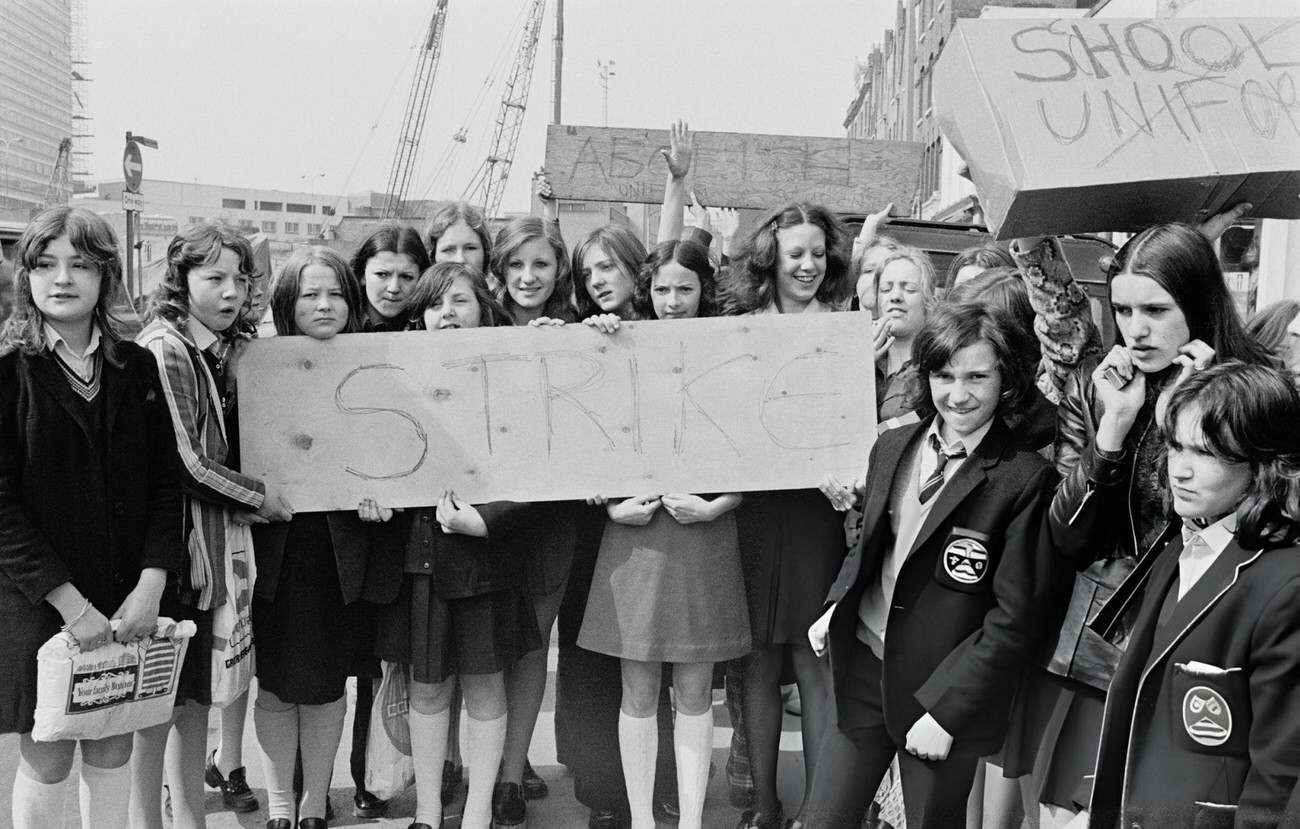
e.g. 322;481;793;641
364;660;414;800
210;520;256;707
32;617;197;742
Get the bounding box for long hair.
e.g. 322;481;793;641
0;207;127;365
348;222;430;293
1246;299;1300;368
635;239;719;320
905;301;1035;417
269;246;365;337
146;221;259;335
424;201;492;268
947;266;1041;364
850;234;902;312
572;225;647;321
490;216;576;322
1162;361;1300;549
407;261;513;330
873;246;939;319
943;243;1014;292
1108;223;1271;366
721;202;851;315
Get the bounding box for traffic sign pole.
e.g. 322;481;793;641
121;132;157;304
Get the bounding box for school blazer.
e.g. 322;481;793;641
1090;537;1300;829
0;344;183;612
824;416;1062;757
251;512;398;606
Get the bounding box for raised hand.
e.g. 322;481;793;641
661;120;694;181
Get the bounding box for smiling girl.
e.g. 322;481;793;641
373;261;539;829
0;207;182;829
493;216;576;325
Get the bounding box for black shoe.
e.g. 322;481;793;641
521;759;549;800
354;788;388;818
298;819;327;829
653;798;680;824
442;760;464;805
588;810;626;829
266;821;292;829
735;808;785;829
492;781;527;828
205;750;260;813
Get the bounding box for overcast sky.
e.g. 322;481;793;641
84;1;892;214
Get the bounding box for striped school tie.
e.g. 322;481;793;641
919;434;966;505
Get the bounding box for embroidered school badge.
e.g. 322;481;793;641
1183;686;1232;747
943;538;989;585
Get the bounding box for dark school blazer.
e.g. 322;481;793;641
1090;536;1300;829
824;415;1063;757
252;512;400;606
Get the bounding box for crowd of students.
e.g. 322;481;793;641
2;122;1299;829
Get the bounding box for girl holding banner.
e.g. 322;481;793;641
349;222;430;333
721;202;853;829
371;261;542;829
133;221;294;829
0;207;183;829
578;237;752;829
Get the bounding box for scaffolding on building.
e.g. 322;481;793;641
69;0;93;194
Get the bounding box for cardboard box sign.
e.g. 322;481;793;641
238;313;877;510
934;17;1300;239
545;124;923;213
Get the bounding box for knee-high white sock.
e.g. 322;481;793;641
619;711;659;829
409;706;451;827
298;697;346;820
674;709;714;829
463;712;508;829
12;767;65;829
254;689;299;821
80;761;131;829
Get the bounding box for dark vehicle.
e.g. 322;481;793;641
842;216;1118;346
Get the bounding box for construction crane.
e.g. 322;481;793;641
381;0;450;219
43;138;72;210
463;0;546;218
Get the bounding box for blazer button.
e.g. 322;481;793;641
421;514;431;523
113;502;126;515
422;562;430;569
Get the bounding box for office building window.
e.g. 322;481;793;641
286;202;313;214
222;198;246;209
284;222;300;235
307;223;322;235
257;201;282;212
238;220;256;231
262;221;277;233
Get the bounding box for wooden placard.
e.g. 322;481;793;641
545;124;923;213
935;17;1300;238
237;313;877;510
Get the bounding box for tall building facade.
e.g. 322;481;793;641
0;0;76;220
843;0;1090;221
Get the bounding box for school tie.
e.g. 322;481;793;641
918;434;966;505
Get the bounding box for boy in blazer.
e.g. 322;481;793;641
1081;363;1300;829
803;303;1063;829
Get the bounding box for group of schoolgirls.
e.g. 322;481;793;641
3;122;1299;829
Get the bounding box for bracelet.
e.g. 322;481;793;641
59;599;92;632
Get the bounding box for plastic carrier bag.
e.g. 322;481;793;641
364;660;414;800
210;521;256;707
32;617;197;742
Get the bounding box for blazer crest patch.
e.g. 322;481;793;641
1182;685;1232;747
943;537;989;585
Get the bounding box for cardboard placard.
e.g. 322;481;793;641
238;314;877;510
934;17;1300;239
545;124;923;212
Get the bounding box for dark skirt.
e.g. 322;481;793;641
253;513;359;705
736;489;847;645
998;666;1064;777
172;602;214;707
0;575;63;734
1031;675;1106;810
375;573;541;685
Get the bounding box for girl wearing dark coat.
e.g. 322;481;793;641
0;207;183;829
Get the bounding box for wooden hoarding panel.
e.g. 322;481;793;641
935;17;1300;239
545;124;923;213
238;313;877;511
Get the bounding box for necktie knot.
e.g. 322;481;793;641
919;434;966;505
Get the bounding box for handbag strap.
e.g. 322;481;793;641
1087;520;1178;638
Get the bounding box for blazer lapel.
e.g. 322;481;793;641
28;352;94;441
907;418;1006;557
101;347;129;440
859;419;924;539
1144;540;1262;679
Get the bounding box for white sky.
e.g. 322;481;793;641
84;1;892;214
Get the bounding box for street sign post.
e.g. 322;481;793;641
122;141;142;194
122;190;143;212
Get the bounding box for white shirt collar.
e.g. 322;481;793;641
43;321;101;359
1182;512;1237;556
185;316;219;353
927;413;995;457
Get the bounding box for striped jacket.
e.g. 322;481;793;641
137;318;264;609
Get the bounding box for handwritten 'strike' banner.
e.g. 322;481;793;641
238;313;877;509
